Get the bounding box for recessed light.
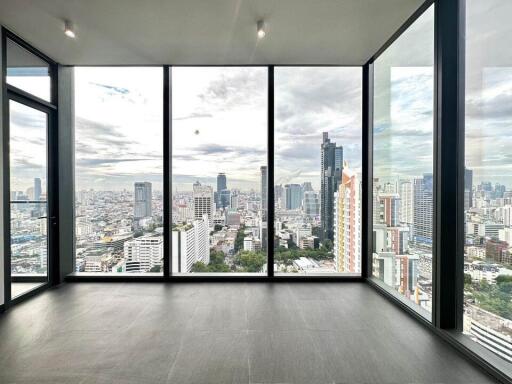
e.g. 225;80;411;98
257;20;266;39
64;20;76;38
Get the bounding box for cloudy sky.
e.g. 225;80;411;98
275;67;362;190
8;0;512;195
172;67;267;191
75;67;163;192
76;66;363;192
9;99;47;194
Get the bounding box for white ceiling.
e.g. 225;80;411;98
0;0;425;65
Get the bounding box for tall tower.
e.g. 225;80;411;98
134;182;152;219
285;184;302;210
334;164;360;273
465;167;473;211
260;166;268;211
34;178;42;201
320;132;343;241
216;173;227;206
399;181;414;225
193;182;213;227
260;165;268;251
413;174;433;244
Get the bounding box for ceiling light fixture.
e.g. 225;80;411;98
257;20;266;39
64;20;76;38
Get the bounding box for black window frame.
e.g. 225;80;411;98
1;26;60;309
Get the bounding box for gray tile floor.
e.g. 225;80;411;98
0;282;498;384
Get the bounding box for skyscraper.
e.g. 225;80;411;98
34;178;42;201
193;182;213;227
260;166;268;251
285;184;302;210
172;215;209;273
216;173;227;205
465;167;473;210
413;174;433;244
303;191;320;216
378;194;400;227
334;164;360;273
219;189;231;209
134;182;152;219
274;184;284;208
321;132;343;241
260;166;267;211
399;181;413;225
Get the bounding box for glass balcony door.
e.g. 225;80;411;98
8;99;51;299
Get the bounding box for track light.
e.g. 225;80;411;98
257;20;266;39
64;20;76;38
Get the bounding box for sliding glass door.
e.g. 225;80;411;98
4;33;57;303
8;100;50;298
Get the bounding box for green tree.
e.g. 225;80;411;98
209;250;226;265
464;273;472;287
321;239;333;252
235;251;266;272
191;261;208;272
234;225;246;253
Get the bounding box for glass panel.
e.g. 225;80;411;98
9;100;48;298
274;67;362;275
6;39;51;102
74;67;163;274
372;5;434;317
464;0;512;364
172;67;268;274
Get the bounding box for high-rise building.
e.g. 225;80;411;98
399;181;413;225
134;182;152;219
320;132;343;241
465;168;473;210
413;174;433;245
124;235;163;273
260;166;267;211
334;164;360;273
230;192;239;209
260;166;268;251
34;177;42;201
219;189;231;209
303;191;320;216
302;182;314;192
217;173;227;205
193;182;214;227
172;215;209;273
285;184;302;210
274;184;284;208
388;227;410;255
379;194;400;227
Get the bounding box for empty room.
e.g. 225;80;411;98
0;0;511;383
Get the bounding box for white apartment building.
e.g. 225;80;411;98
124;235;163;273
172;215;209;273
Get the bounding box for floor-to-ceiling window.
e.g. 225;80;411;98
171;67;268;274
274;67;362;275
372;4;434;316
464;0;512;365
5;35;55;299
74;67;163;274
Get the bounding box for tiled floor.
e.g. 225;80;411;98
0;282;498;383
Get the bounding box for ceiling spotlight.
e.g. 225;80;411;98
257;20;266;39
64;20;76;38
